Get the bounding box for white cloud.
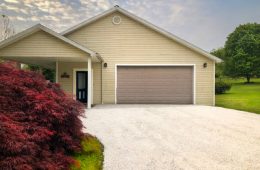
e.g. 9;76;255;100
169;4;184;23
4;0;19;4
19;9;29;15
97;0;111;10
80;0;111;10
0;0;111;32
16;16;26;21
3;4;20;12
31;16;38;21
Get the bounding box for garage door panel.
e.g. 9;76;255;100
118;92;192;97
117;66;193;104
118;81;192;88
117;86;192;92
118;83;192;88
118;97;192;104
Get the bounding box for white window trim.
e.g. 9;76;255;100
73;68;94;105
115;64;196;104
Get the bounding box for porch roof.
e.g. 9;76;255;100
0;24;103;68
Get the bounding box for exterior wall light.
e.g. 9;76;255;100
203;62;207;68
103;63;108;68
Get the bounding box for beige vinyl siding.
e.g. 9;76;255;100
58;62;101;104
66;12;214;105
0;30;88;58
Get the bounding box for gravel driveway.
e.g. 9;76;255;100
82;105;260;170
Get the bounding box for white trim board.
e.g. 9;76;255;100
115;64;196;104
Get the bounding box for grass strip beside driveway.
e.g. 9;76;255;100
216;78;260;114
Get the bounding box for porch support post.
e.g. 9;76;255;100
55;61;58;83
87;57;92;109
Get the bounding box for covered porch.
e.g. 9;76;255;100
0;24;102;108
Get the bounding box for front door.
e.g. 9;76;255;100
76;71;88;103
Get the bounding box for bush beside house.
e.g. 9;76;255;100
215;79;232;94
0;64;85;169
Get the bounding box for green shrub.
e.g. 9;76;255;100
215;79;232;94
71;135;104;170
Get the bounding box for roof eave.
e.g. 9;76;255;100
0;24;41;49
61;6;222;63
0;24;98;58
38;25;96;56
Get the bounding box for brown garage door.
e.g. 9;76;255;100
117;66;193;104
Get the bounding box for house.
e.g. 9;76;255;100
0;6;221;108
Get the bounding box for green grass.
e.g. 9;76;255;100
71;135;104;170
216;78;260;114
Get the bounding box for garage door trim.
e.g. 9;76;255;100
115;64;196;104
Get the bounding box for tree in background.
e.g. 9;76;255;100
0;14;21;68
211;47;225;78
211;48;232;94
0;14;15;41
224;23;260;83
26;65;55;82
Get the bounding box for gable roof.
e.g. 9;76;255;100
0;24;101;60
62;6;221;63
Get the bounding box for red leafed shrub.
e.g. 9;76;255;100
0;64;85;170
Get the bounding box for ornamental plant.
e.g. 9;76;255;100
0;64;85;170
215;79;232;94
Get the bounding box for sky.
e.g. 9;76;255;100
0;0;259;51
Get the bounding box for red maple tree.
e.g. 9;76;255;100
0;64;85;170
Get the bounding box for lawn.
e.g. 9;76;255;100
71;135;104;170
216;78;260;114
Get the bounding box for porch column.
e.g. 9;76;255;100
55;61;58;83
87;57;92;109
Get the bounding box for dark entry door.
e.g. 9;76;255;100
76;71;88;103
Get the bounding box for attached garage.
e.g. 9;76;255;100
116;65;195;104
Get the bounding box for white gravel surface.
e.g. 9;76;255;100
82;105;260;170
